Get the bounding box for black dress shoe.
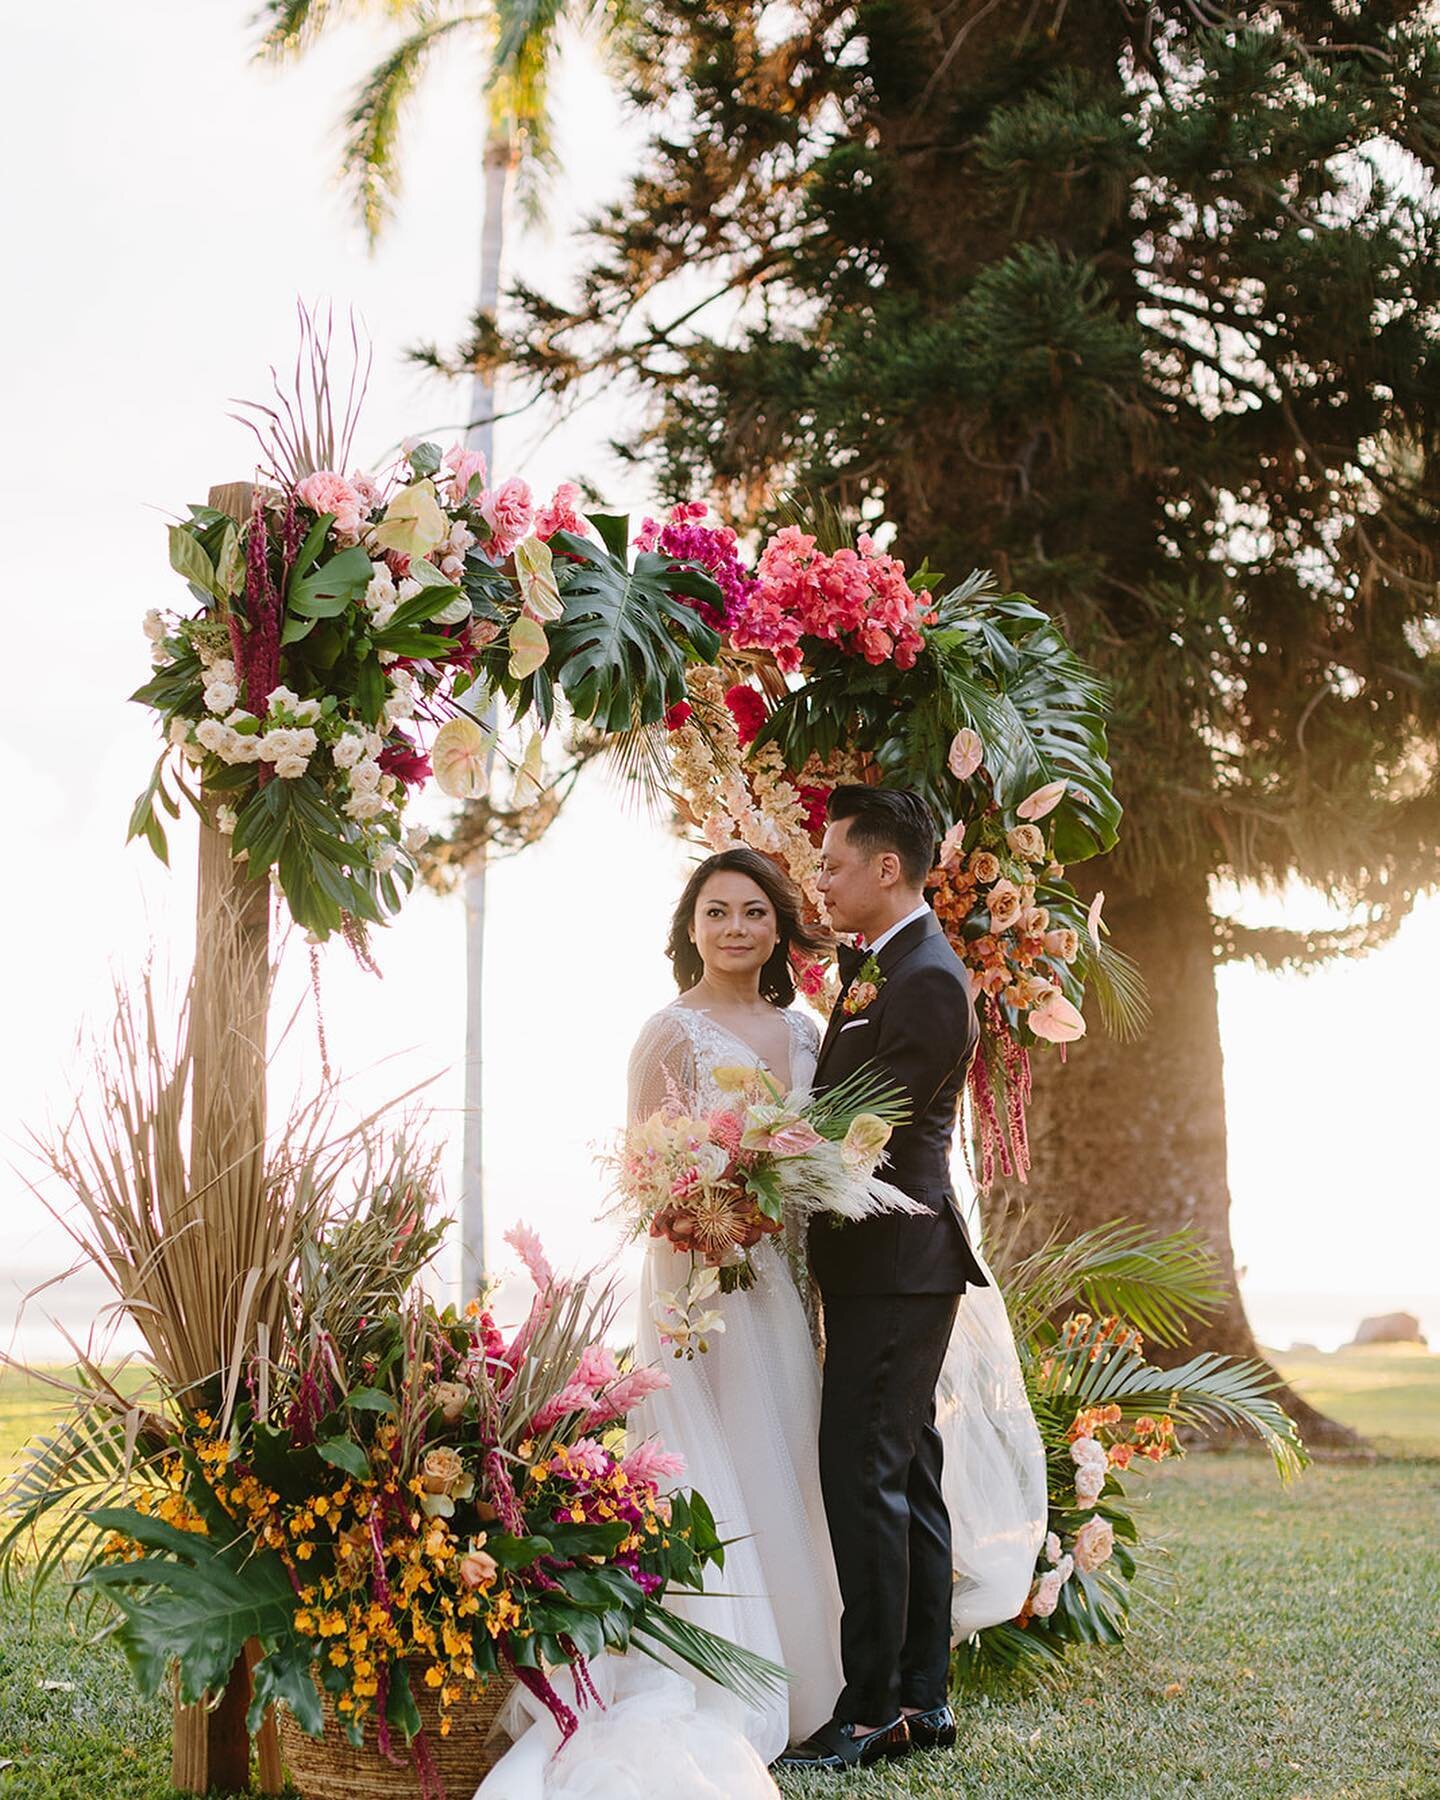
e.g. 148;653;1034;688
773;1714;911;1772
904;1703;958;1749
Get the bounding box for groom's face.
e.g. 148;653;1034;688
818;818;892;936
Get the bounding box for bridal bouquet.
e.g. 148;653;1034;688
611;1066;916;1355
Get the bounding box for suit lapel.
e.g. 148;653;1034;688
815;909;943;1081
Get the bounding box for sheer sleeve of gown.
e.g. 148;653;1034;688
626;1008;698;1123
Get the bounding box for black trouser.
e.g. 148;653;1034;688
818;1291;960;1724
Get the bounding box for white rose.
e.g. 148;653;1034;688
292;728;318;757
332;732;366;770
267;685;301;715
294;699;322;724
370;599;396;629
204;680;238;715
364;567;397;611
345;792;386;821
1070;1436;1108;1470
377;649;399;666
142;609;166;643
379;773;398;798
1074;1462;1106;1509
363;730;385;758
168;717;191;748
275;755;309;779
201;656;236;682
1029;1571;1063;1618
349;759;382;794
195;718;228;753
397;577;422;602
226;734;263;764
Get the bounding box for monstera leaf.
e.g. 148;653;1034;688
958;595;1122;864
81;1506;302;1706
546;519;722;731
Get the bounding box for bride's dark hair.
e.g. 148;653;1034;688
667;848;830;1007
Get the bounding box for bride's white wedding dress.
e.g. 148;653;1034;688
475;1001;1046;1799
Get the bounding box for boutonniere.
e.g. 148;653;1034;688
842;953;885;1016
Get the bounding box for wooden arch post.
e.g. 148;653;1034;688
170;482;283;1797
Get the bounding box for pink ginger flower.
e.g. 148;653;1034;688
505;1222;555;1291
532;1379;601;1432
623;1440;687;1484
588;1365;670;1426
575;1344;619;1389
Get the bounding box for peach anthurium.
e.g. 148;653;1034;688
1087;890;1107;945
1028;988;1087;1043
947;727;984;780
507;613;550;680
1016;778;1069;821
939;820;967;868
431;717;492;799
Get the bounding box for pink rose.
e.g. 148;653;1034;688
1006;823;1046;861
986;879;1023;931
445;443;488;504
1072;1515;1115;1572
535;481;585;541
969;850;1001;884
1029;1570;1064;1618
459;1547;498;1589
294;471;368;544
1044;927;1080;962
480;477;535;559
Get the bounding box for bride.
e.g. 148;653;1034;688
477;848;1045;1797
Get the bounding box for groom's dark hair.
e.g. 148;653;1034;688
827;786;938;887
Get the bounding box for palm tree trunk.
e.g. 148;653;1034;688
458;118;517;1301
988;865;1361;1452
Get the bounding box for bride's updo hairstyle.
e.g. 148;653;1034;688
667;848;830;1007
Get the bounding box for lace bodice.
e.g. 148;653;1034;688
627;1001;821;1122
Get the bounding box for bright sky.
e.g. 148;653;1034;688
3;3;1435;1361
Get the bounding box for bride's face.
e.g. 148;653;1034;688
690;871;779;982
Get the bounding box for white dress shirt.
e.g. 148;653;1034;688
864;901;933;958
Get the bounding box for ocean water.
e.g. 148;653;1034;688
3;1260;1434;1364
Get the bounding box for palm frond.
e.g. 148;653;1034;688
256;0;344;58
633;1602;788;1703
345;14;486;239
1084;936;1150;1042
774;487;855;555
1036;1324;1308;1479
994;1220;1226;1351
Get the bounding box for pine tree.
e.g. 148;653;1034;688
455;1;1440;1445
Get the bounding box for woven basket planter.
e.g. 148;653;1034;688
279;1666;512;1800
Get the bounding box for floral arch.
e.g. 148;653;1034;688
133;405;1136;1184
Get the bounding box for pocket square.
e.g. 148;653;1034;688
839;1018;872;1032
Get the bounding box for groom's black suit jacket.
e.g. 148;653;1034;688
809;910;987;1297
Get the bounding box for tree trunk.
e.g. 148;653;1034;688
989;864;1361;1453
458;120;518;1301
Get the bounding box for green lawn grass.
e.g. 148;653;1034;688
2;1355;1437;1799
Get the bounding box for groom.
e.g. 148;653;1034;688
778;786;986;1773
